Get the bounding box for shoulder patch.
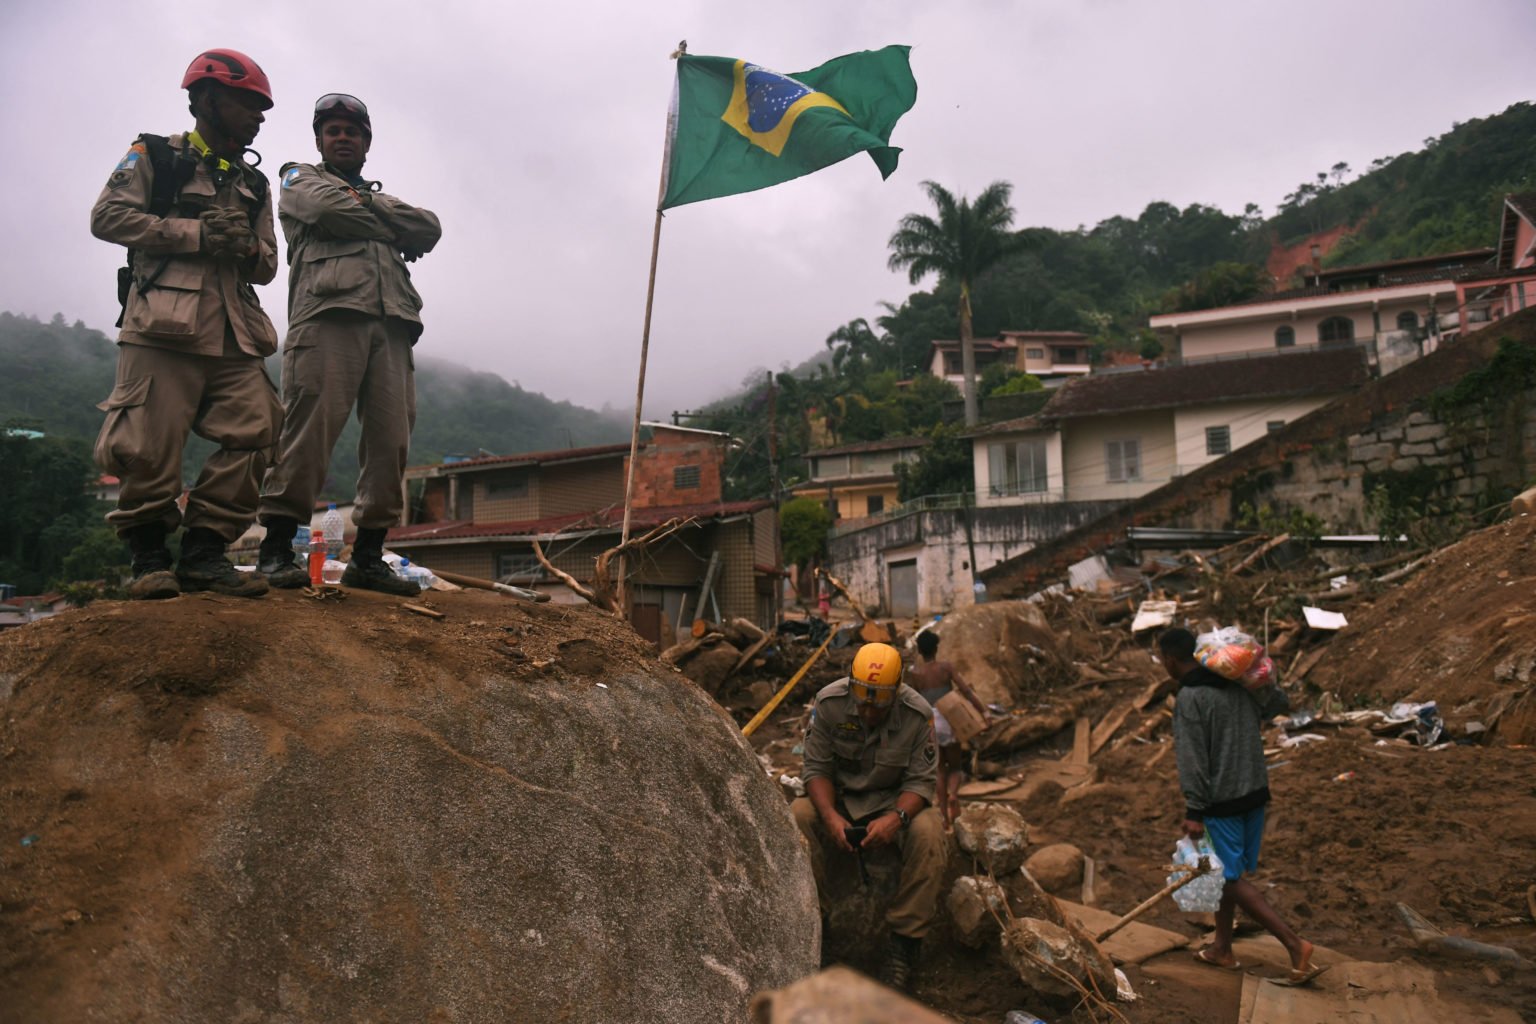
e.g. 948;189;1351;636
922;741;937;764
107;169;133;190
114;144;145;173
282;166;301;189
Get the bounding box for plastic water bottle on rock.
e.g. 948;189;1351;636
321;503;345;559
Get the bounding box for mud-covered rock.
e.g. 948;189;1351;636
954;802;1030;875
0;590;817;1023
1024;843;1085;894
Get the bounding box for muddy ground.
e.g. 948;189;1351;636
743;514;1536;1022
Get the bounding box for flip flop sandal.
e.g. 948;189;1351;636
1270;963;1331;987
1194;948;1242;971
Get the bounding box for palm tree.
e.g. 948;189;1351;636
824;317;880;378
888;180;1018;425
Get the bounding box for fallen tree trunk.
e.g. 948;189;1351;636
978;701;1086;756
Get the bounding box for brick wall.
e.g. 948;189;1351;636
628;435;726;507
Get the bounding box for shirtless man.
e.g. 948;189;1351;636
907;631;989;828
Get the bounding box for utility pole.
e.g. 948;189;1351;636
766;371;782;629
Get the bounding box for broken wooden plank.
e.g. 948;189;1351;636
1068;716;1091;765
1057;900;1191;965
1089;703;1134;756
402;603;444;620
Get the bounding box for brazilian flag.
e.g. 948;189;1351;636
660;46;917;209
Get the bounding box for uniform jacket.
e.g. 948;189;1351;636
91;133;279;358
802;679;937;821
278;162;441;338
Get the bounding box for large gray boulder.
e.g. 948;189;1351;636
0;590;818;1023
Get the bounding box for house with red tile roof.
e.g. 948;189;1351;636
386;424;779;644
966;347;1371;506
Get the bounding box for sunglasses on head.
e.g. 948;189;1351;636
314;93;368;118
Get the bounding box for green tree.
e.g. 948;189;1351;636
59;525;130;586
989;372;1044;397
888;180;1020;426
0;426;100;593
1161;261;1271;313
895;424;974;501
780;497;832;569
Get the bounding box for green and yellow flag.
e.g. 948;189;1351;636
660;46;917;209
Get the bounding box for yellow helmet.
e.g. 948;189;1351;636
849;642;902;706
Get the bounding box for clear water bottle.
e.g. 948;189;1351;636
308;530;326;586
321;503;345;560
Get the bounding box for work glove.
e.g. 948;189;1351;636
199;208;256;261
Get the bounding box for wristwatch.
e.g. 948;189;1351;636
894;808;911;828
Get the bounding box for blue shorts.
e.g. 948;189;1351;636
1203;806;1266;881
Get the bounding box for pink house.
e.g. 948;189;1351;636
1454;192;1536;327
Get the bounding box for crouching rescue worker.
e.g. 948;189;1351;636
90;48;282;599
256;93;441;595
792;642;946;992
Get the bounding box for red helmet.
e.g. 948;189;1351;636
181;49;273;110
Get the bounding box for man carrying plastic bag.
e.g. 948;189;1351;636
1158;627;1328;985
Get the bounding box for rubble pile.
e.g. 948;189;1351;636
742;510;1536;1021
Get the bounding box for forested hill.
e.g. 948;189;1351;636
0;312;629;498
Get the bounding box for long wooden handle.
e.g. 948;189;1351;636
429;568;550;603
1093;865;1207;943
741;633;833;738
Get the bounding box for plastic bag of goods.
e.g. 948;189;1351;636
1195;626;1262;681
1240;653;1276;692
1168;836;1225;913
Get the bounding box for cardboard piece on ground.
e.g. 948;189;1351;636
1302;606;1348;630
957;761;1096;803
1131;599;1179;633
1238;959;1524;1024
1057;900;1191;965
751;965;953;1023
935;691;987;745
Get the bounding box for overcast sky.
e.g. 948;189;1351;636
1;0;1531;421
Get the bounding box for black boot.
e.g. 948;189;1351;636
124;522;180;600
879;933;921;992
177;526;268;598
341;527;418;596
256;515;310;589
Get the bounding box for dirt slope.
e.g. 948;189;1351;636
1310;512;1536;743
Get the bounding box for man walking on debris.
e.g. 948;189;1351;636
793;642;946;991
91;48;282;600
256;93;441;595
1159;626;1327;985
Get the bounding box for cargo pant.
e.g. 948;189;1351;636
791;797;948;939
259;311;416;529
94;341;281;542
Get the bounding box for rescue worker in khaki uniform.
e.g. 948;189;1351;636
91;48;282;600
793;642;947;991
256;93;441;596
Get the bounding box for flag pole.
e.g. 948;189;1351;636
617;41;687;618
